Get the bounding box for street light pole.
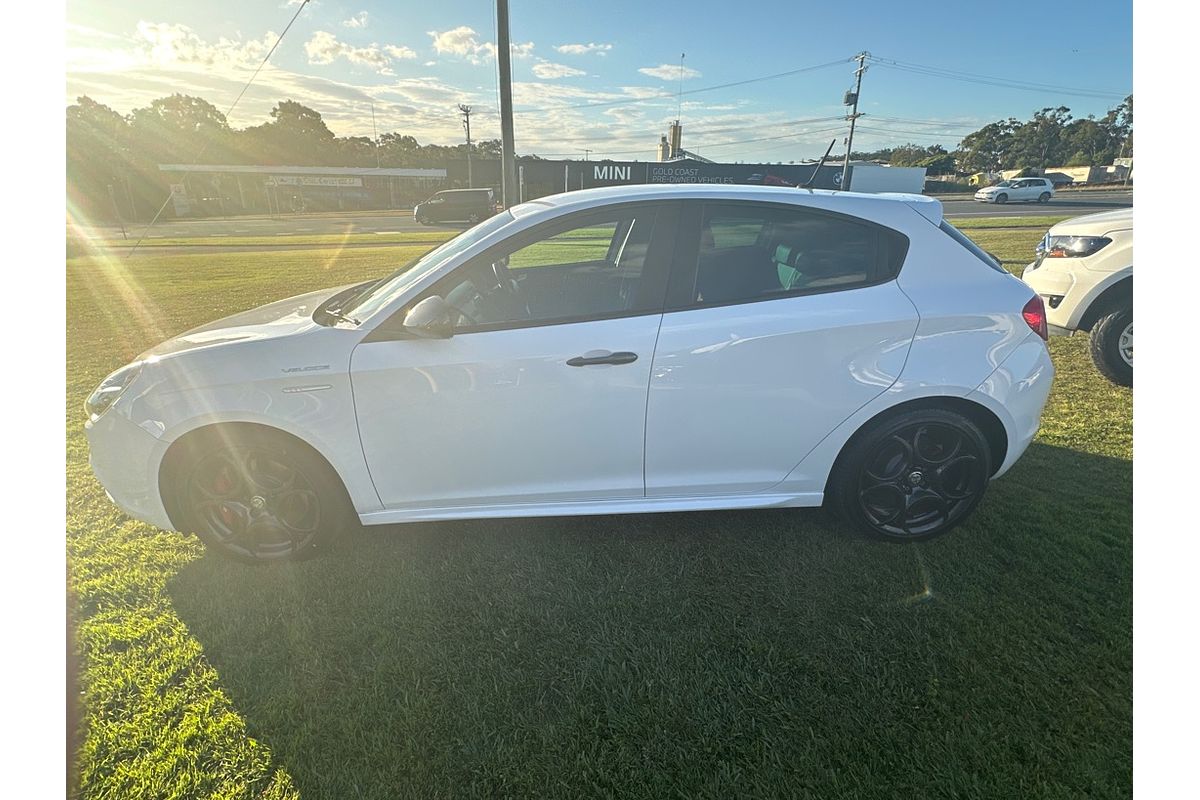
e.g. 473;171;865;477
459;104;473;188
495;0;518;208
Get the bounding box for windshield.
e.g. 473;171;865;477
994;181;1013;188
339;211;515;320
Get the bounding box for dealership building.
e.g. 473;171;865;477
158;158;859;217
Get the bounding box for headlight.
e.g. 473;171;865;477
1040;235;1112;259
85;362;144;421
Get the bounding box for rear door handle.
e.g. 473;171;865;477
566;351;639;367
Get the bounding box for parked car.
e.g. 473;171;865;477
414;188;498;224
974;177;1055;204
1022;208;1132;385
85;185;1054;561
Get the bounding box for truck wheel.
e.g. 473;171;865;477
1090;304;1133;387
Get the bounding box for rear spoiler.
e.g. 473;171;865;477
878;193;944;226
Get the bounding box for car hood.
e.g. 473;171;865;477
141;283;358;359
1049;207;1133;236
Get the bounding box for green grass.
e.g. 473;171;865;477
73;231;459;251
67;224;1130;799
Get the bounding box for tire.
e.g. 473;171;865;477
416;216;430;226
169;429;355;562
1089;304;1133;386
994;193;1008;204
826;408;992;542
1038;192;1051;203
467;212;482;224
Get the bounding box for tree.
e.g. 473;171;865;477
955;119;1018;173
66;97;131;221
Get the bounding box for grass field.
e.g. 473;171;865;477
67;219;1131;799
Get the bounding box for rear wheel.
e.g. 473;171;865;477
827;409;992;542
1090;304;1133;386
994;192;1008;204
1038;192;1051;203
170;430;354;561
467;212;482;224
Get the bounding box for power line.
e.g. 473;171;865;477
867;55;1128;99
127;0;313;257
512;56;854;115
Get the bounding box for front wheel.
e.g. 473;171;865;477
994;192;1008;204
467;212;482;224
171;431;354;561
1090;304;1133;386
827;409;992;542
1038;192;1051;203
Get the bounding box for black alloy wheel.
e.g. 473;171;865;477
828;409;991;542
174;432;351;561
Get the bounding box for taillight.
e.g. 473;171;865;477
1022;295;1048;341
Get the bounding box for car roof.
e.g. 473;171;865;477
524;184;944;224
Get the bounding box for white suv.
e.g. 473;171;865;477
1021;208;1132;385
974;177;1055;205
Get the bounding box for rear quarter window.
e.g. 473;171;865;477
940;220;1007;273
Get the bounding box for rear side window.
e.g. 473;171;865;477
678;203;908;307
939;221;1007;273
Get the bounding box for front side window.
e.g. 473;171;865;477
684;203;900;306
423;207;663;331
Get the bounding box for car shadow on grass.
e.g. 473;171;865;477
168;442;1130;799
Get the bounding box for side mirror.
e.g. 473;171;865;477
403;295;456;339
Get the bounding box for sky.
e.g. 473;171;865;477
64;0;1133;163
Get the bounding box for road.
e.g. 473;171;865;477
75;190;1132;243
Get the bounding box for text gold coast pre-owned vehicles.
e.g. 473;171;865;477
86;185;1054;561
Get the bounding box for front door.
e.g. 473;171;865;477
351;202;677;510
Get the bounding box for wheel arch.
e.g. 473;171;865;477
158;421;357;531
823;395;1009;497
1076;274;1133;332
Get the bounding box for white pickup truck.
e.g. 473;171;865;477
1021;208;1133;386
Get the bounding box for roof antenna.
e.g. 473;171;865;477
800;139;837;189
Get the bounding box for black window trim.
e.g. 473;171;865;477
663;199;911;314
363;200;681;342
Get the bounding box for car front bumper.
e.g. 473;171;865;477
85;410;175;531
1022;260;1078;331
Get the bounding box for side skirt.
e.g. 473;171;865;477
357;492;826;526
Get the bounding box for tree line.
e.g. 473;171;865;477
66;94;504;222
852;95;1132;176
67;92;1132;223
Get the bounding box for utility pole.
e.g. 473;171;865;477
458;104;473;188
583;149;591;161
370;103;381;169
841;52;868;191
495;0;518;208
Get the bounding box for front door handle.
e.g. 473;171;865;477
566;351;639;367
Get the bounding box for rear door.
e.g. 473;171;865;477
643;200;920;497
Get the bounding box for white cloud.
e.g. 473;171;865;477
427;26;533;65
134;21;278;68
385;45;417;60
532;61;585;79
639;64;701;81
342;12;369;29
555;42;612;56
304;31;416;74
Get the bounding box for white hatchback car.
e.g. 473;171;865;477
974;177;1055;205
86;185;1054;560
